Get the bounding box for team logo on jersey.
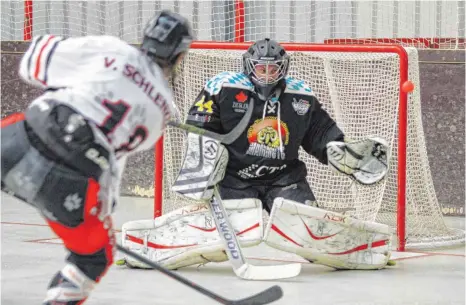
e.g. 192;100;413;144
232;91;249;113
246;117;289;160
292;98;310;115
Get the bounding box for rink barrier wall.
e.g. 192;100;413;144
1;41;464;216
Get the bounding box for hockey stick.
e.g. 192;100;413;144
210;186;302;280
116;244;283;305
167;99;254;145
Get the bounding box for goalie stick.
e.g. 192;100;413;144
210;186;302;280
116;244;283;305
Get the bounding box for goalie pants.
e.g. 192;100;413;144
1;113;115;301
219;174;316;213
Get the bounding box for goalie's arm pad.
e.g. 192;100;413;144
172;133;228;201
326;137;389;185
301;99;345;164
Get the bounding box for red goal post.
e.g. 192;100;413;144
154;42;411;251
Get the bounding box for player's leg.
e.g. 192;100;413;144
263;180;392;270
41;174;115;305
1;100;116;304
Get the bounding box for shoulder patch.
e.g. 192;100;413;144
204;72;254;95
284;77;314;96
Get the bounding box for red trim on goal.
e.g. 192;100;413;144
234;0;245;43
24;1;33;40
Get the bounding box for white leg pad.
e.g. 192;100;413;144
121;199;263;269
263;198;393;270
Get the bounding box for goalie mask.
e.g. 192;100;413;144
243;38;290;100
141;10;193;76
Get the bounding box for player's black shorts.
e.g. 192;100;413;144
218;174;316;213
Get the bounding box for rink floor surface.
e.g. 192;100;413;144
1;193;465;305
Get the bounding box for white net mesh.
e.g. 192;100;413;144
1;1;464;49
163;46;464;250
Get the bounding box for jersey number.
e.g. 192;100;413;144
100;99;147;154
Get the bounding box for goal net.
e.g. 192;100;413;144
161;44;464;250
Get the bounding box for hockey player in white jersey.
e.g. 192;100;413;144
1;10;193;305
120;38;393;274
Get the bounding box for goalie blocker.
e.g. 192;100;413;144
120;134;392;271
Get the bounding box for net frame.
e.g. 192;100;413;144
154;41;411;251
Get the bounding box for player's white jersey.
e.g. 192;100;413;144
19;34;174;158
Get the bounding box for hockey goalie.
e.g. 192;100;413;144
120;38;393;272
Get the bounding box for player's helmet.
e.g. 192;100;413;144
243;38;290;99
141;10;193;73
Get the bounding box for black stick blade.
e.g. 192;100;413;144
229;285;283;305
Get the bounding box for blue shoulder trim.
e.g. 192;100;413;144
284;77;314;96
204;72;254;95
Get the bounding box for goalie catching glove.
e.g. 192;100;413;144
326;137;389;185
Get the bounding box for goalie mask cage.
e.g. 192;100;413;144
157;42;465;252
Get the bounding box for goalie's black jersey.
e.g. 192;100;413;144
186;71;344;186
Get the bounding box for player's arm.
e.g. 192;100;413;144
19;35;116;89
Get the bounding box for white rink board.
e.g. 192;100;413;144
1;193;464;305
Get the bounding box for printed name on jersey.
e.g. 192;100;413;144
123;64;171;124
284;77;314;96
232;91;249;113
23;35;66;86
237;164;287;179
246;117;289;160
205;71;254;95
292;98;311;115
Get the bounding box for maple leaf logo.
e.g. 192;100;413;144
235;91;247;103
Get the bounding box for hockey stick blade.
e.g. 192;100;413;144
116;244;283;305
236;262;302;281
168;99;254;145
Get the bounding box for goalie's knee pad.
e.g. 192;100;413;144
121;199;263;270
43;263;96;305
264;198;393;270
